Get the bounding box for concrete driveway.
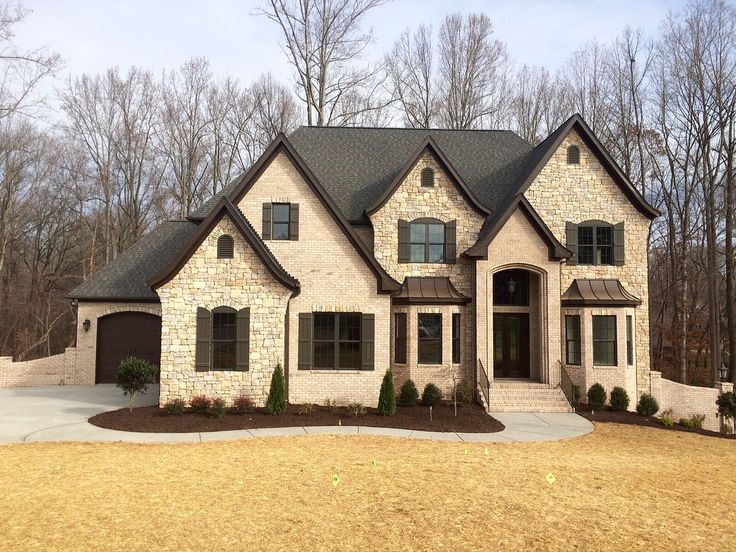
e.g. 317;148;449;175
0;385;593;444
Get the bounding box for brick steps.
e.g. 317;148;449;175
488;382;573;413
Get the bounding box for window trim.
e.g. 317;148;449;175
394;312;407;365
577;221;614;266
312;312;363;371
211;306;237;371
452;313;461;364
418;313;442;364
592;315;617;366
565;315;581;366
409;218;445;263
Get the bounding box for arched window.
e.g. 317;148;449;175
421;167;435;187
567;145;580;165
217;235;234;258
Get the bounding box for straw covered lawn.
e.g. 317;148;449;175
1;423;734;551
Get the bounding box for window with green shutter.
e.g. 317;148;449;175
567;221;624;266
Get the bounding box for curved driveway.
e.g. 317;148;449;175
0;385;592;444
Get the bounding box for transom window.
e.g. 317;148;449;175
418;313;442;364
493;269;529;306
593;315;617;366
272;203;291;240
212;308;236;370
565;315;581;365
578;224;613;265
313;313;362;370
410;221;445;263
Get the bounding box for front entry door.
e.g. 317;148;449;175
493;313;530;378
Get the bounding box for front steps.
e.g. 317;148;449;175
488;380;573;413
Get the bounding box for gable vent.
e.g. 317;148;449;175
567;145;580;165
217;234;234;259
421;167;435;187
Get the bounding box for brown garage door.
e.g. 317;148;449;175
95;312;161;384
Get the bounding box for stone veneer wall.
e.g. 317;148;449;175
475;208;562;386
371;152;484;390
238;152;390;406
650;372;733;432
157;216;293;406
524;130;652;395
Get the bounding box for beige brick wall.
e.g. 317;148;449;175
238;152;391;406
475;208;562;386
0;348;77;387
524;130;652;395
157;216;293;406
650;372;732;431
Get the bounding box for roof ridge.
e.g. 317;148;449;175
293;125;515;133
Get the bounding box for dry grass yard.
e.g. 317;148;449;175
0;423;734;552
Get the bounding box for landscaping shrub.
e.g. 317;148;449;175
422;383;443;406
609;386;630;412
323;398;338;413
398;379;419;407
190;395;211;415
679;418;695;428
716;391;736;424
298;403;315;416
586;383;607;410
455;381;474;405
266;364;286;414
347;402;366;418
163;398;187;416
636;393;659;416
377;369;397;416
209;397;227;418
572;385;581;404
660;408;674;427
231;395;254;415
689;413;706;429
116;356;158;411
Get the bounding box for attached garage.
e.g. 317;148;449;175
95;312;161;384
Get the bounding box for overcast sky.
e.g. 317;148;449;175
17;0;687;106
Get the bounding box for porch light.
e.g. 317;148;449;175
507;278;516;295
82;319;91;332
719;366;729;382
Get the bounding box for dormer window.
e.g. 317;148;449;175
217;235;234;258
567;145;580;165
421;167;435;187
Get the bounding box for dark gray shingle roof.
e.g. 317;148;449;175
69;220;198;301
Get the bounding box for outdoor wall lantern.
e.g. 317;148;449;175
82;319;91;332
719;366;729;382
507;277;516;295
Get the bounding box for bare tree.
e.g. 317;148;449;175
511;65;553;144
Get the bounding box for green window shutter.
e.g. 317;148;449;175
613;222;625;266
566;222;578;265
445;220;457;264
289;203;299;241
235;307;250;371
361;313;375;371
262;203;272;240
298;313;312;370
195;307;211;372
398;219;410;263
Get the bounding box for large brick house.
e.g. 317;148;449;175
69;114;658;412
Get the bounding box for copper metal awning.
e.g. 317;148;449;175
561;279;641;307
392;277;471;305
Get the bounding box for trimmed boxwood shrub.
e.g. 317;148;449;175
716;391;736;423
636;393;659;417
266;364;286;414
116;356;158;411
587;383;607;410
398;379;419;407
163;398;187;416
209;397;227;418
455;381;474;405
422;383;443;407
231;395;254;415
378;369;397;416
609;386;630;412
190;395;211;415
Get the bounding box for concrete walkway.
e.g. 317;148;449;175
0;385;593;444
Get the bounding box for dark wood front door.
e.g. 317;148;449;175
493;313;530;378
96;312;161;384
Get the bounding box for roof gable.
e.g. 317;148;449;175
365;137;491;217
148;198;300;293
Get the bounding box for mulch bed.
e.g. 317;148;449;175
575;406;735;440
89;402;504;434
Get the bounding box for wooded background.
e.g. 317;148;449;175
1;0;735;386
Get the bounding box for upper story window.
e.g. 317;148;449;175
217;235;234;258
566;221;624;266
262;202;299;241
398;218;456;264
421;167;435;187
567;145;580;164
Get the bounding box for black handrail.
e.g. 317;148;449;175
478;358;490;408
558;361;577;409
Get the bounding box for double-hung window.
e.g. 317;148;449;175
313;313;362;370
452;313;461;364
418;313;442;364
410;221;445;263
592;315;617;366
565;315;581;365
577;224;613;265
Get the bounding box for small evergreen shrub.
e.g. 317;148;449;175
716;391;736;423
266;364;286;414
209;397;227;418
660;408;674;427
190;395;211;415
116;356;158;411
377;369;397;416
586;383;607;410
298;403;315;416
398;379;419;407
163;398;187;416
679;418;695;428
689;413;706;429
347;402;366;418
572;385;581;404
455;381;474;405
231;395;254;415
323;398;338;413
636;393;659;417
421;383;443;407
609;386;630;412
